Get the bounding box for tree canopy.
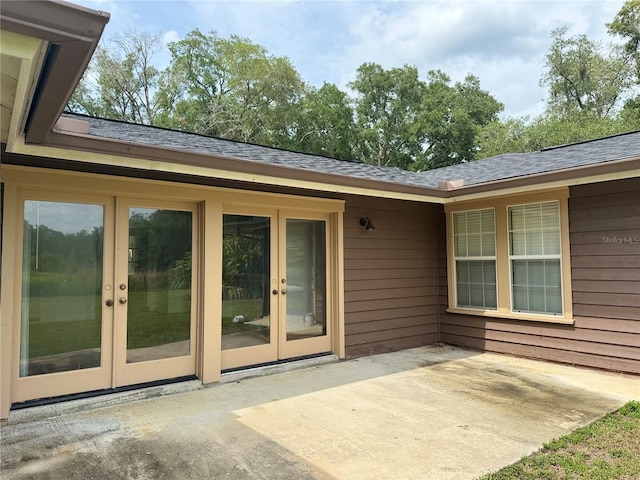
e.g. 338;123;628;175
69;0;639;170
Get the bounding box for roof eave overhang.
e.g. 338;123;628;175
0;0;109;144
7;128;639;204
445;156;640;203
6;129;450;203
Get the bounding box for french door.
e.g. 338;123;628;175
13;194;197;402
221;209;331;370
114;199;197;386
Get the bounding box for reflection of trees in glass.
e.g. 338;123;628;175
128;209;192;291
23;220;103;296
222;233;265;300
171;252;191;289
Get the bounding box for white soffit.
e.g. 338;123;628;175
0;30;46;147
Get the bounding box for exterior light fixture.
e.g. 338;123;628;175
359;217;375;230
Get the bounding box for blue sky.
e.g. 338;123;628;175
74;0;625;119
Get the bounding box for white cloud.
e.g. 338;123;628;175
162;30;180;45
71;0;627;119
331;0;625;117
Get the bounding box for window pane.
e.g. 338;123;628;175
509;206;524;230
512;260;527;285
454;213;466;234
510;231;525;255
481;209;494;232
545;260;561;287
543;230;561;255
483;262;496;283
511;259;562;314
541;202;559;229
286;219;327;341
454;234;466;256
127;208;192;363
456;261;469;282
456;260;496;310
469;261;483;283
525;204;542;229
454;209;494;259
512;285;528;311
482;233;495;256
485;285;497;309
221;215;271;350
546;287;562;313
470;284;484;306
468;233;482;256
21;201;103;377
526;231;543;255
527;260;545;285
466;211;481;234
453;209;496;311
457;280;470;306
529;286;545;312
509;201;563;316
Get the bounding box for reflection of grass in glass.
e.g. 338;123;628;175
126;290;191;349
26;295;102;357
222;298;265;335
26;293;274;357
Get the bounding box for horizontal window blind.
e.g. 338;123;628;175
509;201;562;315
453;209;497;310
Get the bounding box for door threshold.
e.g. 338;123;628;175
6;354;339;425
220;352;339;384
7;376;200;425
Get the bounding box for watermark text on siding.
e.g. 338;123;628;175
602;236;639;245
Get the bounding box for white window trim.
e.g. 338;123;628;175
445;189;574;324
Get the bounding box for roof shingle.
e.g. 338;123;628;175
69;114;640;190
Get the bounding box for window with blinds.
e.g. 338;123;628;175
508;201;562;315
453;208;497;310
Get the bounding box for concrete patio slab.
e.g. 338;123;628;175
1;345;638;479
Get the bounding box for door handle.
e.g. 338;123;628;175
272;289;279;295
119;297;127;304
281;289;287;295
105;299;114;307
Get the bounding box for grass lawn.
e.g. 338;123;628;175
222;298;266;335
479;401;640;480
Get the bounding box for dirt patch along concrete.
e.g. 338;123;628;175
1;345;637;479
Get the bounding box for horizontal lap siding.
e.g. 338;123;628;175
343;196;440;358
439;178;640;374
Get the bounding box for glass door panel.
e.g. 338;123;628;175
222;214;272;350
20;200;105;376
285;219;327;341
220;211;278;371
126;207;193;363
222;211;332;369
280;215;331;359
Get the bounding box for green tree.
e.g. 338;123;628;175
293;83;356;161
476;113;630;159
541;27;634;118
69;31;171;125
164;29;305;146
416;71;503;170
607;0;640;83
350;63;426;168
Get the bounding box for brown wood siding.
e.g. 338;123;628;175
439;178;640;374
343;196;440;358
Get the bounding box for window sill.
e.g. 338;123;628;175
446;307;575;325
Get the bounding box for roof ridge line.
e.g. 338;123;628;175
540;129;640;152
